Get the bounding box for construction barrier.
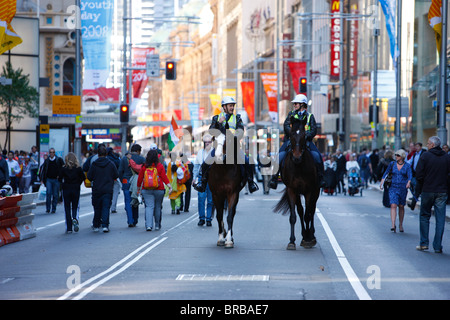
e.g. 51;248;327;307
0;193;37;247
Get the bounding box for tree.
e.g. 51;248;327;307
0;61;39;151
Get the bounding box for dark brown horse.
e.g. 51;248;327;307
207;134;245;248
274;118;320;250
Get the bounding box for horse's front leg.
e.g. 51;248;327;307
225;193;238;248
287;188;297;250
301;194;317;248
215;200;226;246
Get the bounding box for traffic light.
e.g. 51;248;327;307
165;61;176;80
299;77;307;94
120;103;129;123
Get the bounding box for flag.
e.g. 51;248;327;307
167;116;183;151
428;0;442;53
378;0;397;62
0;0;23;55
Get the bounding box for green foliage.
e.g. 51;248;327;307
0;61;39;149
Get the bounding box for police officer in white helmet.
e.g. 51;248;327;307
269;94;325;189
194;97;259;193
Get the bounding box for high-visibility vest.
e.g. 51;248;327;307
219;112;237;134
293;112;312;132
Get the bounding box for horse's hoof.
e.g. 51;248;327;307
225;241;234;248
217;240;225;246
286;243;296;250
301;239;317;248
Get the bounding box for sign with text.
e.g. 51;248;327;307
52;95;81;116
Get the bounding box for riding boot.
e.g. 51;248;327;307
269;168;280;190
193;162;210;193
315;163;326;188
245;163;259;193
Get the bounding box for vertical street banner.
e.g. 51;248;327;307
81;0;114;89
260;73;278;123
428;0;442;53
378;0;397;62
209;94;221;115
188;103;199;132
240;81;255;123
0;0;22;54
132;47;154;99
350;4;359;77
330;0;341;79
282;33;292;100
287;61;307;94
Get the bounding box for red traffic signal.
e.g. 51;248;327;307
299;77;307;94
120;104;129;123
165;61;176;80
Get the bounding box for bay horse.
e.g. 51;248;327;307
207;132;245;248
274;117;320;250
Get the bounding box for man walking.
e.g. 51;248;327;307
415;136;450;253
40;148;64;213
118;144;145;227
87;144;119;232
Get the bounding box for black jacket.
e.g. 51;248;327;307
283;110;318;142
59;166;85;189
87;157;119;194
415;147;450;193
40;156;64;185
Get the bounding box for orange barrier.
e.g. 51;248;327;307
0;194;36;247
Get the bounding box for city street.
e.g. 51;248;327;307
1;183;450;302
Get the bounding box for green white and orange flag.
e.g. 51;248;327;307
428;0;442;53
167;116;183;151
0;0;23;55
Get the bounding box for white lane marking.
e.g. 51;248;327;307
58;213;197;300
316;208;372;300
176;274;270;281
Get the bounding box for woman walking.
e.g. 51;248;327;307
137;149;171;231
380;149;412;233
59;152;85;233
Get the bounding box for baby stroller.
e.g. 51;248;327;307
347;167;363;196
322;167;337;195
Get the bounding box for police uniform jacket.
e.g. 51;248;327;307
283;110;318;142
210;113;244;135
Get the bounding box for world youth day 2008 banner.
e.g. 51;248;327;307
81;0;114;89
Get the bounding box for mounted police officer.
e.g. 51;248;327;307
193;97;259;194
269;94;325;189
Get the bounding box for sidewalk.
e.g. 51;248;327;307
368;182;450;220
34;184;92;206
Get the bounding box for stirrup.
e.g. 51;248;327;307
248;180;259;193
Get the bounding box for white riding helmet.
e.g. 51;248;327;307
1;185;12;196
291;94;308;104
221;96;236;106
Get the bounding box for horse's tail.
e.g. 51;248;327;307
273;188;290;216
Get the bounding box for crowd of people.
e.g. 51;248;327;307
1;135;449;252
321;137;450;253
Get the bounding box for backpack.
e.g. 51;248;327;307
360;156;368;168
143;166;159;189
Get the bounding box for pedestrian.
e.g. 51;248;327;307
335;149;347;194
118;144;145;227
380;149;412;233
6;151;21;194
193;134;214;226
19;155;38;193
407;142;425;198
0;152;9;187
59;152;85;233
40;148;64;213
107;147;121;214
358;148;372;188
415;136;450;253
167;162;186;215
179;153;193;213
377;150;394;208
137;149;171;231
87;144;119;233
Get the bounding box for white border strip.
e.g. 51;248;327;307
316;209;372;300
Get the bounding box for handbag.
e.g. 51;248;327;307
383;162;393;189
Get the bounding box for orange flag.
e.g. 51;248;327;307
0;0;23;54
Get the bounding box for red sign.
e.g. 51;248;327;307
282;33;292;100
330;0;341;79
241;81;255;123
132;47;155;99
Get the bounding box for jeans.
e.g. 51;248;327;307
63;185;80;231
141;189;165;229
92;193;113;228
45;178;60;213
419;192;448;251
111;179;121;212
122;182;138;225
198;184;213;222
